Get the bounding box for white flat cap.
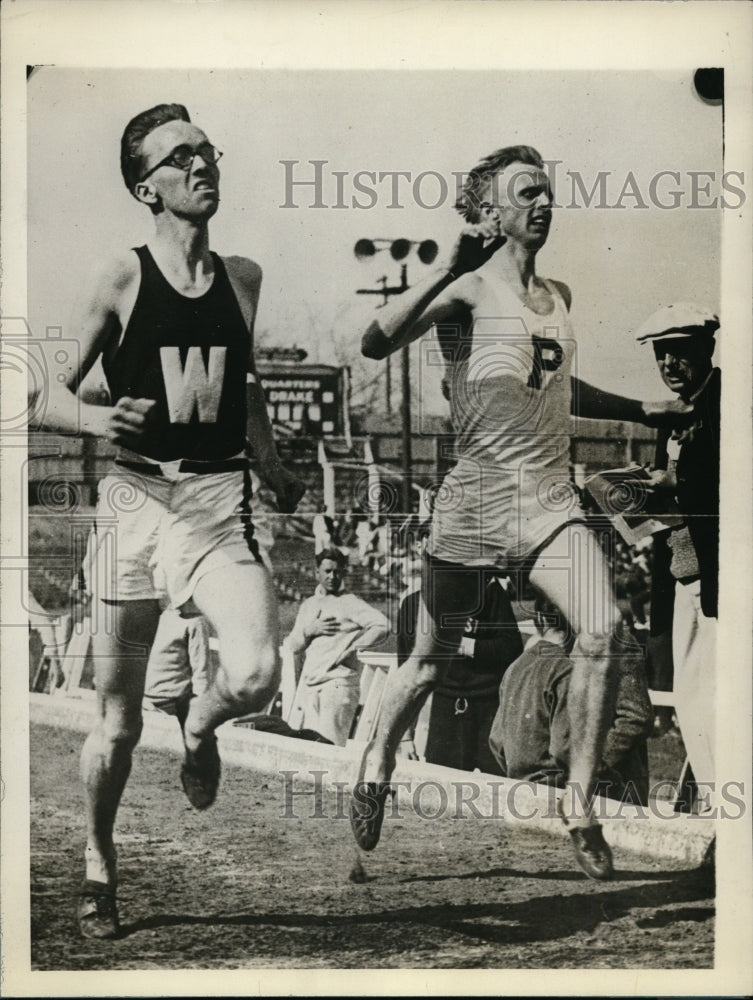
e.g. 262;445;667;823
635;302;720;344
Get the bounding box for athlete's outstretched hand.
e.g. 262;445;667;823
97;397;156;447
641;398;695;429
445;222;507;278
645;467;677;493
264;462;306;514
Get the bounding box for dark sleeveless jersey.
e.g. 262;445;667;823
102;245;249;461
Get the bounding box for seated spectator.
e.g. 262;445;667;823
398;520;424;598
489;598;654;805
313;507;339;554
338;509;358;551
616;562;650;630
286;548;390;746
355;515;376;566
28;589;71;693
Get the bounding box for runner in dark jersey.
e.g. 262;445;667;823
102;243;250;462
42;104;304;938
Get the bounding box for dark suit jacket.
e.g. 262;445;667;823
650;365;720;633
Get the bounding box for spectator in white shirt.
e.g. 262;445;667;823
286;548;390;745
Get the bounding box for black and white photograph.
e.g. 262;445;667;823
1;1;752;995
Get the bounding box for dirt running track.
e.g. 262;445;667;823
30;721;713;971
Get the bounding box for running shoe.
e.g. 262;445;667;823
349;781;394;851
77;879;120;939
557;798;614;881
180;735;221;810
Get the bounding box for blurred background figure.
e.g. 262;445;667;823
143;611;215;729
286;547;389;745
489;596;654;806
313;505;340;554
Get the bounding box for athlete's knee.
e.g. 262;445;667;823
403;655;443;696
92;708;143;755
576;630;610;662
222;640;280;709
575;606;621;662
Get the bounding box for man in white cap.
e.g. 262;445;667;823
637;303;720;809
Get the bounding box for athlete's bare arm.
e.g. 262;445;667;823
361;223;505;359
225;255;305;514
558;282;693;429
570;377;693;428
42;253;155;447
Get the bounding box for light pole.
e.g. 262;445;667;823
354;238;438;512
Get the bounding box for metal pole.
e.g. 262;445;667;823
401;342;412;511
398;263;412;511
356;253;419;511
317;440;336;513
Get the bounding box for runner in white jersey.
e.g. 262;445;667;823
349;146;693;879
432;267;580;567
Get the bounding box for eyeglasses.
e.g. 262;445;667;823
139;142;223;183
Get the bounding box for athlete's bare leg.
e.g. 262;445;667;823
182;560;281;748
81;598;160;886
359;592;465;785
528;522;620;827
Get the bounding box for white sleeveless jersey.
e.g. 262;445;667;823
430;268;584;566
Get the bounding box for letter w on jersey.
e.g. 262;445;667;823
160;346;227;423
